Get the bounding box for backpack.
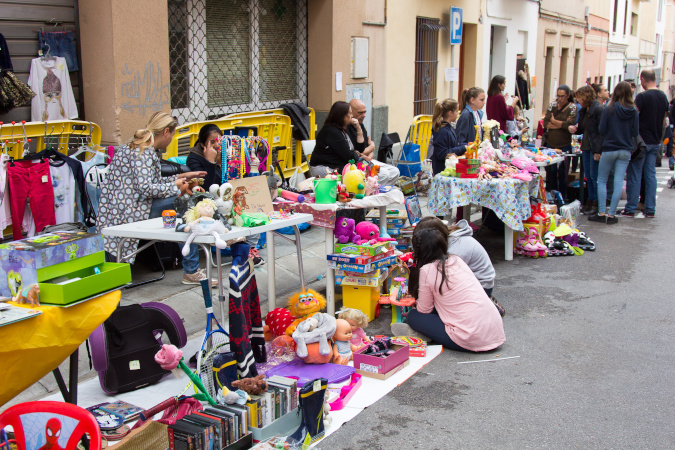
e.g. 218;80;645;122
89;302;187;394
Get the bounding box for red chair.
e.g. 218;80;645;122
0;401;101;450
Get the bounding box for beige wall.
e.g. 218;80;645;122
386;0;484;137
80;0;171;144
584;15;610;84
588;0;612;18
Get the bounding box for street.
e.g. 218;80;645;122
323;165;675;448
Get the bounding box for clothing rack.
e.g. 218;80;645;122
0;120;101;159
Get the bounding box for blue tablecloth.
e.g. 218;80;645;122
427;175;532;231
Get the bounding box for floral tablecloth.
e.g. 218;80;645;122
427;175;532;231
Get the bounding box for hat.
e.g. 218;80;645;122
42;70;61;94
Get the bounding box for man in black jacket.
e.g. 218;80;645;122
346;99;400;186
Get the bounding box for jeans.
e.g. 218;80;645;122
407;309;471;352
40;31;78;71
581;150;599;202
149;197;199;274
626;144;659;214
597;150;631;216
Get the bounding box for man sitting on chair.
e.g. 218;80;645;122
346;99;400;186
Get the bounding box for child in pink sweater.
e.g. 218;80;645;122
392;228;505;352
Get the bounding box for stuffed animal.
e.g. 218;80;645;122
182;199;228;256
354;221;396;245
365;176;380;196
285;289;327;336
264;307;297;340
334;217;360;244
336;185;351;203
342;161;366;198
231;375;268;395
292;313;337;361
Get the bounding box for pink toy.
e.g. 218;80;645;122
328;373;362;411
365;176;379;196
154;344;183;370
354;221;396;245
334;217;360;244
278;188;305;203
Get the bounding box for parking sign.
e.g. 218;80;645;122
450;7;463;45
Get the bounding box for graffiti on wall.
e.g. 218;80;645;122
120;62;170;114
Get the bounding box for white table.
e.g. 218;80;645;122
101;214;313;324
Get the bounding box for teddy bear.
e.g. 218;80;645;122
231;375;268;395
333;217;360;244
284;289;327;336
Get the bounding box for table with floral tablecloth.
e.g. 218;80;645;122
427;175;532;231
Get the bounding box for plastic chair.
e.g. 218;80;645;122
301;139;316;164
0;401;102;450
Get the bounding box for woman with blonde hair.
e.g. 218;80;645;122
429;98;466;175
97;111;216;285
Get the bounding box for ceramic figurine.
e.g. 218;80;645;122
182;199;228;256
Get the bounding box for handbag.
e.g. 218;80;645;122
160;159;190;177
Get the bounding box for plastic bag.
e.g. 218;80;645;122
288;166;306;190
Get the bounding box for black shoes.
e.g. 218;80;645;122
588;213;618;224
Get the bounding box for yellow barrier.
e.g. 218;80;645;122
0;120;102;159
409;115;433;160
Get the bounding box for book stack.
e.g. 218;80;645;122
366;209;408;239
168;404;252;449
249;376;298;430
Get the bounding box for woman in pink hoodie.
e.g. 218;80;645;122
392;228;505;352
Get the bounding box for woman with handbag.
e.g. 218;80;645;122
97;112;217;285
589;81;639;224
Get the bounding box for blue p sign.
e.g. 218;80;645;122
450;7;463;45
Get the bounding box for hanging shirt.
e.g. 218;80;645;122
0;154;12;229
27;56;78;122
49;159;75;224
77;149;107;230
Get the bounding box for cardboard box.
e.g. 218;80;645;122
335;269;386;287
327;249;394;266
334;241;394;256
327;255;399;273
353;343;410;379
0;232;104;298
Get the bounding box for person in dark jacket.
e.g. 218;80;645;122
569;85;604;215
543;85;577;200
486;75;517;133
310;101;364;177
430;98;465;175
456;87;486;146
589;81;639;224
186;124;222;189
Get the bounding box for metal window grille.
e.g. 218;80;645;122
168;0;308;124
414;17;440;116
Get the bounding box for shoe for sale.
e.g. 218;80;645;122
249;248;266;267
606;216;618;225
182;269;218;286
619;209;634;217
588;213;606;222
285;378;328;449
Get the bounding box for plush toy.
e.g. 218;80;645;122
336;185;351;203
337;308;371;349
354;221;396;245
331;319;354;365
285;289;327;336
264;308;297;340
334;217;360;244
365;176;379;196
231;375;268;395
209;183;235;224
182;199;228;256
292;313;337;362
342;161;366;198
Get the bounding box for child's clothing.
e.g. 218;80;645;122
414;256;505;352
448;219;495;290
349;328;368;347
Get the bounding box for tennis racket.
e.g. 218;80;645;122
196;279;231;398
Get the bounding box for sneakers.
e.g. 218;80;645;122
588;213;606;222
249;248;265;267
619;209;634;217
645;212;655;218
182;269;218;286
606;215;618;224
391;322;431;342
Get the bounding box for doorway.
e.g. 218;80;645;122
489;25;507;81
459;23;478;95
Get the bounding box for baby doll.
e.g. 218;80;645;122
331;318;356;365
337;308;371;350
182;199;228;256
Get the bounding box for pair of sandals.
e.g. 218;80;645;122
362;337;395;357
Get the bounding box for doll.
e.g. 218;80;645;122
181;199;228;256
337;308;371;349
331;319;355;365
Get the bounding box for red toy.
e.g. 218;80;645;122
264;308;297;340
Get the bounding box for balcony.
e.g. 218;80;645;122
640;39;657;57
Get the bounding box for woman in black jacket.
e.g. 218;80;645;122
569;85;604;215
186;124;222;189
310;101;366;177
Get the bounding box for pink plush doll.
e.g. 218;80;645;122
365;176;379;196
334;217;360;244
354;221;396;245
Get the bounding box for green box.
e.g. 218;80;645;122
334;241;394;256
38;251;131;305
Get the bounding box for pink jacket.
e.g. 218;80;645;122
417;256;505;351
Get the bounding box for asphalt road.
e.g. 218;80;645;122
322;166;675;449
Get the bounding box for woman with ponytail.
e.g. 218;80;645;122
430;98;465;175
97;112;215;285
455;87;486;146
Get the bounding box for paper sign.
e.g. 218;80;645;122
531;76;537;87
336;72;343;91
445;68;459;82
228;176;274;214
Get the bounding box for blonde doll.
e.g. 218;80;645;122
337;308;371;349
182;199;229;255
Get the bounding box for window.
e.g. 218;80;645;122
623;1;629;35
608;76;612;92
658;0;664;22
630;13;638;36
168;0;308;123
414;17;441;116
612;0;619;32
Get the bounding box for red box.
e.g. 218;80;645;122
353;343;410;379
